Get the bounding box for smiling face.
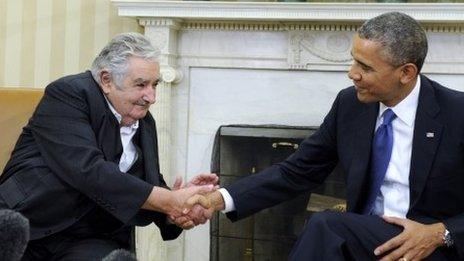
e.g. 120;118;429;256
347;34;417;107
100;56;160;126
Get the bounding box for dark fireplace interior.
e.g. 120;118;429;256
210;125;346;261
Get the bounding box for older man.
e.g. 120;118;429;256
204;12;464;261
0;33;214;260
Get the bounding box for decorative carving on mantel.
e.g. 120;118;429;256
183;21;361;32
142;18;181;54
142;18;183;84
139;18;182;29
150;30;168;50
112;1;464;24
114;1;464;33
161;66;183;83
181;21;463;33
288;31;353;69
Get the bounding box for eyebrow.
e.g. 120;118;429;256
133;78;160;84
350;51;373;70
133;78;148;84
356;59;372;70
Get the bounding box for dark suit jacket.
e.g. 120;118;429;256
225;75;464;257
0;71;181;241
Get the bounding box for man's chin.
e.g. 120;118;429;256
133;110;149;119
356;93;375;104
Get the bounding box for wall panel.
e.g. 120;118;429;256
0;0;142;88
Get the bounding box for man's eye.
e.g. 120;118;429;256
137;83;145;88
353;61;371;72
152;80;161;89
361;65;371;72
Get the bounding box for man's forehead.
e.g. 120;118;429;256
126;62;159;77
132;76;160;83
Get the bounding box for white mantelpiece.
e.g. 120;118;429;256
114;1;464;22
112;1;464;261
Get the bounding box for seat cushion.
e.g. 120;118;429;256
0;88;43;173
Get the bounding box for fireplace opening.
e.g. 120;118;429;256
210;125;346;261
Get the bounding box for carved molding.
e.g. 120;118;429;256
113;1;464;24
289;31;353;69
182;21;464;33
139;18;182;29
115;1;464;33
143;18;183;84
161;66;183;83
141;19;464;33
183;21;361;32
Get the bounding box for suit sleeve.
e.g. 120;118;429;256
225;92;341;221
30;81;153;224
130;174;183;240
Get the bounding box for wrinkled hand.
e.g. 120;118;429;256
168;195;214;229
167;185;212;217
168;174;218;229
141;183;214;230
375;216;445;261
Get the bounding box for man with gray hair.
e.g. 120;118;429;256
0;32;216;259
204;12;464;260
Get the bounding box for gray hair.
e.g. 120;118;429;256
91;32;160;87
358;12;428;72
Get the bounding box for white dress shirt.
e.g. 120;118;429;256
372;77;420;218
220;77;421;217
105;99;139;173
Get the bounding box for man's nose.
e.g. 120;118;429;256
143;87;156;104
347;66;361;81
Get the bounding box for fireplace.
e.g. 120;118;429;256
210;125;346;261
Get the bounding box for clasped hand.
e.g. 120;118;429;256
168;173;219;230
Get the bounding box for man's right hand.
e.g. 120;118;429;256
186;191;226;222
169;190;226;229
141;185;214;220
206;190;226;212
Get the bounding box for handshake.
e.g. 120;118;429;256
142;173;224;230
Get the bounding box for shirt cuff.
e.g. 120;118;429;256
218;188;236;213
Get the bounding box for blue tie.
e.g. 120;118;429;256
363;109;397;215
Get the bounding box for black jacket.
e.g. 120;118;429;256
226;75;464;257
0;71;181;240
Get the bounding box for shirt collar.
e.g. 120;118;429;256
378;76;421;127
104;96;139;130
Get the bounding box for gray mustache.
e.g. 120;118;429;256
135;100;149;106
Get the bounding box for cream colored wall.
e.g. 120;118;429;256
0;0;142;89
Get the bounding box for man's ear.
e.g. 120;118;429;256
99;71;113;95
399;63;418;85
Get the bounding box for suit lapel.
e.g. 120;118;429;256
99;114;122;164
139;118;160;185
92;79;122;164
408;75;442;210
346;102;378;212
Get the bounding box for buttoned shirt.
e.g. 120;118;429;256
372;77;420;218
105;99;139;173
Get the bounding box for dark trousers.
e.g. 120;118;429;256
22;237;122;261
289;211;459;261
21;208;133;261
